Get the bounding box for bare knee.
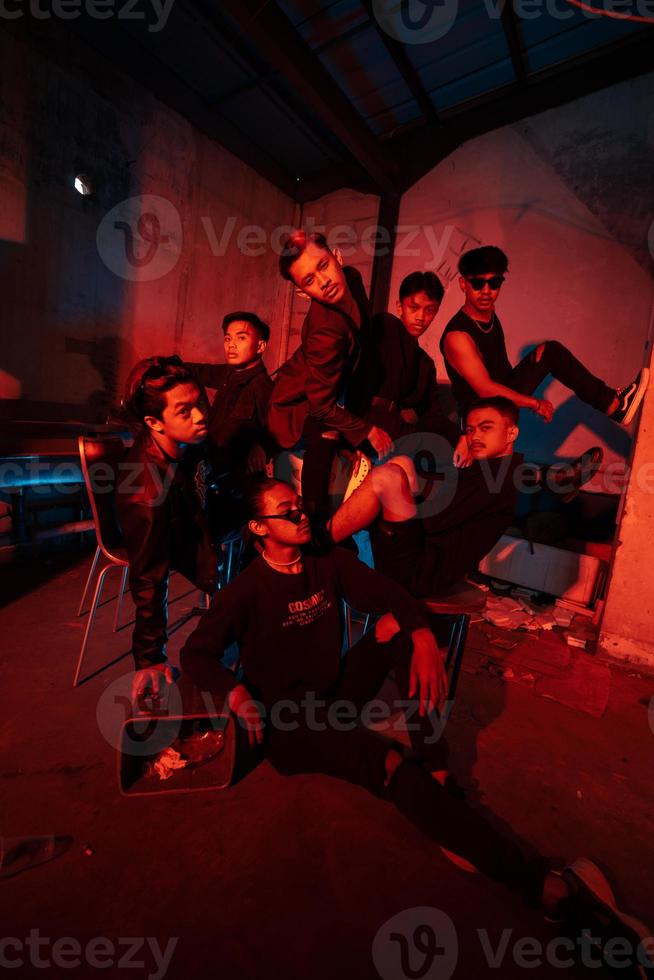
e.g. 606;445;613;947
372;460;408;499
375;612;400;644
389;455;418;492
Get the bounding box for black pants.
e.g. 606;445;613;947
300;416;342;519
507;340;615;413
262;630;546;901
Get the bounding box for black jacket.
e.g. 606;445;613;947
348;312;461;448
185;358;274;470
116;433;219;669
267;267;372;449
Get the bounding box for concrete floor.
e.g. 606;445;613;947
2;549;654;980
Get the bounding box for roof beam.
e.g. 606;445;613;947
500;0;527;85
218;0;399;194
359;0;440;127
391;29;654;193
370;193;401;316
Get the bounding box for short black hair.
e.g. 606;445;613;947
242;476;291;545
466;396;519;427
399;271;444;304
222;311;270;343
278;229;329;282
458;246;508;278
123;355;205;432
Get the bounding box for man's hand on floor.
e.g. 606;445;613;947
409;628;448;716
228;683;265;748
131;663;174;706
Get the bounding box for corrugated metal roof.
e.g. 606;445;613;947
61;0;654;196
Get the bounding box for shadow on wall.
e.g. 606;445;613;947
64;334;139;422
513;342;633;465
89;335;140;420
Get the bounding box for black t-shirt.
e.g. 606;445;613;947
440;309;513;416
180;547;428;707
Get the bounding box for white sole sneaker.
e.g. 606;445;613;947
615;367;650;425
342;451;371;503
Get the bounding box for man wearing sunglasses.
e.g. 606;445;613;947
441;245;648;427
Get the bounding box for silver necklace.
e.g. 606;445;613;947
464;310;495;334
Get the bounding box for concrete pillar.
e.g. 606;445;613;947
600;340;654;666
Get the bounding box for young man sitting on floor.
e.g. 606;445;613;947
179;473;652;967
328;397;602;598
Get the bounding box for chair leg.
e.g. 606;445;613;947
113;565;129;632
446;614;470;705
73;563;112;687
225;539;235;584
77;545;100;616
344;602;353;649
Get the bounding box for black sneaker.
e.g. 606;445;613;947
610;369;650;425
552;858;654;978
542;446;604;502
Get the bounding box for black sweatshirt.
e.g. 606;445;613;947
180;547;428;708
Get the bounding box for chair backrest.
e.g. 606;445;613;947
78;435;130;560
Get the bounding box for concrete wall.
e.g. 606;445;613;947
0;27;296;421
390;73;654;473
600;341;654;666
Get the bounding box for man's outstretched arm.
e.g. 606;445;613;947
443;332;552;419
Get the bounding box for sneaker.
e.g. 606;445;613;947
554;858;654;978
610;369;650;425
342;450;372;502
542;446;603;503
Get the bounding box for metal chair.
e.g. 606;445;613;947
425;581;486;707
73;435;129;687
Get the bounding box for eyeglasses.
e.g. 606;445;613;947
465;276;505;291
255;500;306;525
